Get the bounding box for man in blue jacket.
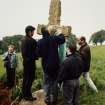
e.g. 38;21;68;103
37;26;65;105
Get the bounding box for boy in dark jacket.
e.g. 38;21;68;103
3;45;18;89
58;44;83;105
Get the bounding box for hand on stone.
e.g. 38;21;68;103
55;27;62;36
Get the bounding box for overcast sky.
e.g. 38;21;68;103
0;0;105;41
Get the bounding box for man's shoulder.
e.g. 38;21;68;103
85;44;90;48
51;34;64;38
38;37;49;43
21;36;27;42
84;44;90;51
38;38;46;43
31;38;37;44
68;53;82;60
23;36;37;43
64;55;72;63
81;43;90;50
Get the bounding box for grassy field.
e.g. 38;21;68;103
80;45;105;105
0;46;105;105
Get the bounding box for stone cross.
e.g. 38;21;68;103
37;0;71;36
48;0;61;25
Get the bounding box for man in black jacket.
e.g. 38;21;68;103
78;36;98;93
78;36;91;72
21;26;37;101
37;26;65;105
58;44;83;105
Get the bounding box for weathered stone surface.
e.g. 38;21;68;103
37;24;71;36
37;0;72;36
19;101;35;105
19;90;46;105
48;0;61;25
61;26;72;36
19;89;63;105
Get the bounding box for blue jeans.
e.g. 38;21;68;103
43;73;58;105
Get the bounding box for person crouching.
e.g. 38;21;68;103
58;44;84;105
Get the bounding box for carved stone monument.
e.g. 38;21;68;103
37;0;72;36
48;0;61;25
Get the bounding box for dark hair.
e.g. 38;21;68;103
69;44;77;53
41;27;46;34
80;36;86;42
25;25;35;35
41;27;49;37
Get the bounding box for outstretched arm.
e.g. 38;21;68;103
54;34;65;45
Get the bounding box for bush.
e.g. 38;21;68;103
11;86;22;100
32;79;43;92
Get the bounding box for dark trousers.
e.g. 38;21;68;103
22;61;36;98
44;73;58;105
63;79;80;105
6;68;16;89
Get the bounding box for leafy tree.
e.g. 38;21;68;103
0;40;7;54
0;40;3;54
0;35;24;54
1;35;24;53
90;30;105;45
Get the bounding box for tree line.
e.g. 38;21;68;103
0;35;24;54
0;29;105;54
89;29;105;45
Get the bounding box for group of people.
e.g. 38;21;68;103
3;25;98;105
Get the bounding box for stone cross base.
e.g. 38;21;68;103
37;24;72;37
19;89;63;105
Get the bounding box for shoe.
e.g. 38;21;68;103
23;96;37;101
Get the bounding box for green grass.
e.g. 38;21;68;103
0;55;5;77
80;45;105;105
0;46;105;105
0;53;42;76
